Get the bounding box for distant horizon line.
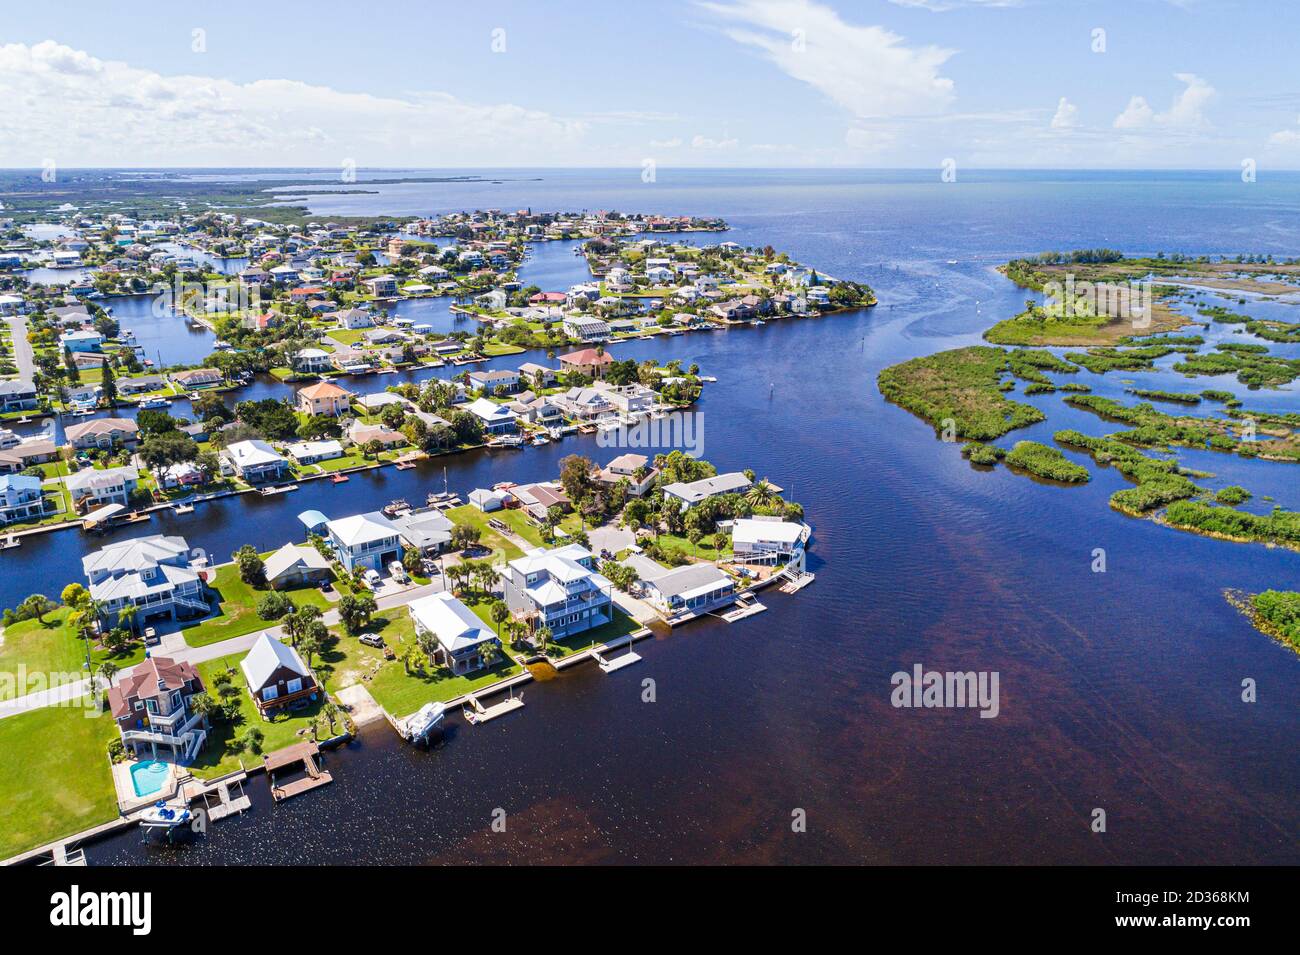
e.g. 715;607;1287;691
3;165;1300;174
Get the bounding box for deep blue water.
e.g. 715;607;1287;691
19;168;1297;865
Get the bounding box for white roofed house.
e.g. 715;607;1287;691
467;397;518;434
624;556;736;619
562;315;611;342
662;471;752;511
325;510;404;573
408;591;500;675
729;516;809;566
82;534;210;630
221;439;289;483
468;368;520;394
286;439;344;465
0;474;48;526
503;544;614;640
555;386;612;422
294;347;332;374
0;378;39;412
240;632;320;716
390;508;454;554
596;453;658;496
65;465;140;514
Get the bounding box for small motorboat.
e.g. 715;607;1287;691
532;433;550;445
382;498;410;517
138;397;171;409
404;701;446;741
139;800;192;829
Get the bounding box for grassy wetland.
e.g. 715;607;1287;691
878;250;1300;645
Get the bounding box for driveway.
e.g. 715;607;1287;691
5;316;35;381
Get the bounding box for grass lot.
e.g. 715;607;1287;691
654;532;733;562
179;564;333;648
446;504;526;560
0;702;118;860
0;608;145;700
334;609;523;718
187;656;326;779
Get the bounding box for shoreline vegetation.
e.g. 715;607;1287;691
1224;589;1300;653
881;248;1300;647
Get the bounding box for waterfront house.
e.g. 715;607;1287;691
469;487;506;512
294;347;332;374
730;516;807;564
467;397;518;434
107;656;208;763
346;420;407;449
556;386;612;421
10;439;58;466
509;395;564;426
240;632;319;716
170;367;224;390
503;544;614;639
597;382;656;420
626;557;736;617
364;275;399;297
286;439;344;465
117;374;167;396
325;510;403;573
65;465;140;513
59;329;103;353
263;542;333;590
296;381;352;417
49;304;91;327
0;378;38;412
64;417;139;451
559;348;613;379
221;440;289;483
157;460;206;490
0;474;47;526
596;453;657;496
518;362;557;387
476;289;508;311
662;471;752;510
562;316;611;342
510;482;570;521
354;392;410;414
468;368;520;394
330;348;374;374
82;534;209;629
365;328;405;346
407;592;499;675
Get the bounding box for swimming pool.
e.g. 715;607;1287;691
129;760;171;798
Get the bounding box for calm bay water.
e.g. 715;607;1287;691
17;169;1298;864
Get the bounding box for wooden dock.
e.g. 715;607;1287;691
593;648;642;673
264;742;333;802
462;690;524;725
721;598;767;622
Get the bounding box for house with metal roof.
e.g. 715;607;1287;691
81;533;209;629
240;632;319;715
407;591;499;675
503;544;613;639
324;510;403;573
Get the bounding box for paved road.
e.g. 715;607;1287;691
0;578;448;721
5;315;35;381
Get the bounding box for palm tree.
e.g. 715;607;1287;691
745;479;777;509
116;604;139;636
96;661;119;692
490;600;509;640
479;641;500;669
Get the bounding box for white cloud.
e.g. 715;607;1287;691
1268;116;1300;146
1113;73;1215;129
700;0;955;118
690;134;740;149
0;40;587;166
1050;97;1079;129
888;0;1021;10
649;137;684;148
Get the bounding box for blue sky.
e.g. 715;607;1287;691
3;0;1299;169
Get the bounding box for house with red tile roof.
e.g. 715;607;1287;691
107;656;209;762
559;348;613;379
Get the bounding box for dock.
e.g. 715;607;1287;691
720;595;767;622
173;503;195;515
462;689;525;725
592;648;642;673
778;569;816;594
188;770;251;821
264;741;333;802
259;484;300;497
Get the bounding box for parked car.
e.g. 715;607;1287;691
363;568;382;590
388;561;408;584
143;626;158;646
359;633;385;648
319;580;333;593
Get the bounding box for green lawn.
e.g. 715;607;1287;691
446;504;526;560
654;533;733;562
179;564;333;648
186;656;327;779
0;608;145;701
333;609;522;718
0;701;119;860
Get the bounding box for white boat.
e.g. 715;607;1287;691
138;397;171;409
532;433;550;445
404;701;447;740
139;800;192;829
